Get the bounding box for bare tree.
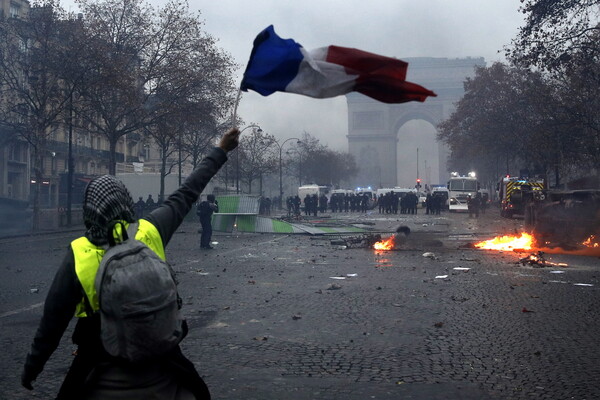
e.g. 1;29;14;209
74;0;237;175
509;0;600;70
0;1;84;230
239;129;278;194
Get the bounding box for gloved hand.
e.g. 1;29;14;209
21;369;34;390
219;127;240;153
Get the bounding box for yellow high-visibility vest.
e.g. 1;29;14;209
71;219;165;317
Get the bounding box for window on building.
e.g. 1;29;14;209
10;3;22;18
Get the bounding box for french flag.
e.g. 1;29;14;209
241;25;436;104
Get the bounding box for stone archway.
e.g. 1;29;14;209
346;57;485;189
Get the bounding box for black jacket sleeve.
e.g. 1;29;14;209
145;147;227;246
22;249;82;384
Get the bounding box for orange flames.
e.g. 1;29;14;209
474;232;535;252
583;235;599;248
373;236;396;251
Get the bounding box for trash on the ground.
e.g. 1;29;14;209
519;252;568;268
253;336;268;341
453;267;471;271
329;276;346;280
211;241;219;245
573;283;594;286
549;271;565;274
347;273;358;277
422;252;436;259
327;283;342;290
30;288;39;294
435;275;448;279
329;233;382;249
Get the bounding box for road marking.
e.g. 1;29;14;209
0;302;44;318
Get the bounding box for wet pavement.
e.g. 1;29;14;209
1;209;599;399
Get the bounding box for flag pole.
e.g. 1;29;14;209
231;86;242;127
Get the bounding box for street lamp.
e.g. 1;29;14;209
66;90;74;226
274;137;301;209
236;124;262;194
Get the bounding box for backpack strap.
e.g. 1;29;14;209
106;221;138;247
126;221;139;241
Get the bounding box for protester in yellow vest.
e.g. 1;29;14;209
21;128;240;400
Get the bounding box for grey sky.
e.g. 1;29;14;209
63;0;526;151
196;0;525;150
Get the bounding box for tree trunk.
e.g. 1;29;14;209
160;149;167;203
109;138;117;175
31;160;43;232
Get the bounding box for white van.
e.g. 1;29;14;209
298;184;330;210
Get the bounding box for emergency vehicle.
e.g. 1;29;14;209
448;172;479;212
498;176;545;218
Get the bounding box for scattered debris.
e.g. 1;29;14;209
518;252;568;268
329;276;346;280
253;336;268;341
327;283;342;290
453;267;471;271
435;275;448;279
329;233;382;249
422;252;436;259
29;288;39;294
573;283;594;287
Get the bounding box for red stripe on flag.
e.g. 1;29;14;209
326;45;408;81
325;45;436;104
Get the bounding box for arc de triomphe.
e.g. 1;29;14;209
346;57;485;189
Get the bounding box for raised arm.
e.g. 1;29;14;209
146;128;240;246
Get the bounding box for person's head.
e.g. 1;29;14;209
207;194;215;202
83;175;135;241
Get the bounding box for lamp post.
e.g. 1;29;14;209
66;90;74;226
236;124;262;194
274;137;301;209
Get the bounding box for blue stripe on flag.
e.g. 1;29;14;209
241;25;304;96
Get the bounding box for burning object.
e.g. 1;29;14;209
518;252;568;268
372;226;411;251
582;235;599;248
474;232;534;252
373;236;396;251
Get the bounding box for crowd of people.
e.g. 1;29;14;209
279;190;452;217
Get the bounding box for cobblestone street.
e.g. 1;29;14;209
1;210;599;399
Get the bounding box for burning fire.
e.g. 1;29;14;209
373;236;396;251
583;235;599;248
474;232;534;252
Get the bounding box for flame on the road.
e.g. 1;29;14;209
474;232;534;251
373;236;395;251
583;235;599;248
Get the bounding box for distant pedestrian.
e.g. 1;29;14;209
145;194;156;212
197;194;219;249
134;196;146;217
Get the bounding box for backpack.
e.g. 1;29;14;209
94;221;184;362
